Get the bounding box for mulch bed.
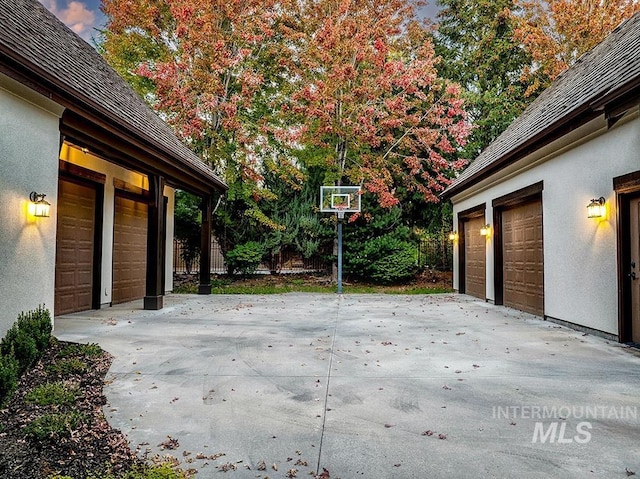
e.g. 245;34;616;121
0;339;137;479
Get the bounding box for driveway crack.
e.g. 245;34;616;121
315;295;341;474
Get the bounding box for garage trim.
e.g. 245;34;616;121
457;203;486;295
492;181;543;307
614;170;640;342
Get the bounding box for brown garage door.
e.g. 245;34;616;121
464;216;486;299
112;194;147;304
55;179;96;315
502;200;543;315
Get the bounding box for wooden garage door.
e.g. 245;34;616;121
55;179;96;315
502;200;543;315
464;216;486;299
112;195;147;304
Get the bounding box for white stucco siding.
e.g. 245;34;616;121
0;75;64;337
452;111;639;335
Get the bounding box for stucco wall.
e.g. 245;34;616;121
0;75;64;337
451;110;640;336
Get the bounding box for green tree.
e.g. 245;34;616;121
434;0;534;157
173;191;201;274
514;0;640;97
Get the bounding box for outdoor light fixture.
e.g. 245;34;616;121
448;231;458;241
587;197;606;218
480;224;491;236
28;191;51;218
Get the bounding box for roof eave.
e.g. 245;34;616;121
0;48;227;194
441;78;640;202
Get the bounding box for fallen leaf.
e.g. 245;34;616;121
384;423;395;428
158;436;179;450
422;430;434;436
626;468;636;476
438;433;447;440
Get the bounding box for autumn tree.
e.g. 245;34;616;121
272;0;471;210
514;0;640;97
100;0;298;233
434;0;534;157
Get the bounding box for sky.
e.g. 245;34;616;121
40;0;440;44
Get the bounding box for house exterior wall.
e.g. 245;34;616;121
0;75;64;337
451;109;640;336
59;144;176;304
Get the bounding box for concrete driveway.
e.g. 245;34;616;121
55;293;640;478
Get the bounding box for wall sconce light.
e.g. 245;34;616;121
448;231;458;241
480;224;491;236
587;197;606;218
28;192;51;217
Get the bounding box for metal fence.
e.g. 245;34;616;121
417;233;453;271
173;239;330;275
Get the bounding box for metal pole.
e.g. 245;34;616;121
337;218;343;294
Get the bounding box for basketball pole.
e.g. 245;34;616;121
337;211;343;294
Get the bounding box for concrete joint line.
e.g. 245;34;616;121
315;298;341;474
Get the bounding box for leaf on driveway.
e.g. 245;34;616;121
422;430;434;436
158;436;179;450
384;423;395;428
318;468;331;478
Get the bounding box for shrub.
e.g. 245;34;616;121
0;354;19;404
23;411;86;440
25;381;81;407
225;241;265;276
58;343;102;359
0;305;52;404
47;358;87;376
346;234;419;284
1;305;52;374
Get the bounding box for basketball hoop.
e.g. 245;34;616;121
319;185;361;295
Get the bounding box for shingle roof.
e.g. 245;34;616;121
0;0;226;192
443;11;640;199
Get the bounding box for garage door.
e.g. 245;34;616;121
112;195;147;304
502;200;543;315
55;179;96;315
464;216;486;299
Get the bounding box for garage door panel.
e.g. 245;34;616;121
464;216;486;299
502;200;543;316
112;195;147;304
55;179;96;315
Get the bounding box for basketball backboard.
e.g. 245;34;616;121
320;186;361;214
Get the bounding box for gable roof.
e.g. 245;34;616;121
442;12;640;200
0;0;226;194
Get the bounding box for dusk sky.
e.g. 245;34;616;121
40;0;440;44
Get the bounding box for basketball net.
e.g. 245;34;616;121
336;206;346;220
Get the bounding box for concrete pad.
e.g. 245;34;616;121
55;293;640;478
